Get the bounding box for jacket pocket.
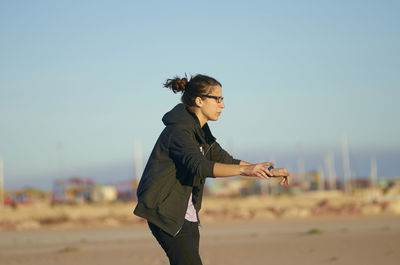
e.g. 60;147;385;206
157;189;187;220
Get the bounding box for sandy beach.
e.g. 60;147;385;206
1;215;399;265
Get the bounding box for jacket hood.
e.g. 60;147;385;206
162;103;199;127
162;103;216;143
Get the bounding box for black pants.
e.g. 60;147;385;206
148;220;203;265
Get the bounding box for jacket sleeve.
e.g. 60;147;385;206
168;126;215;178
210;142;241;165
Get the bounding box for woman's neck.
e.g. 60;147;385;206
188;106;207;128
195;113;207;128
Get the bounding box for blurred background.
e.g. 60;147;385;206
0;1;399;264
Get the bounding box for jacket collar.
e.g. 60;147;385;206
186;107;216;145
162;103;216;145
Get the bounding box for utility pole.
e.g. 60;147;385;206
318;167;325;191
370;156;378;188
324;153;337;190
341;136;352;193
297;144;306;191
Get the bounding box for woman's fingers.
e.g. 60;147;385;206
252;163;273;177
258;162;274;177
279;177;285;186
279;176;290;186
279;176;287;186
261;166;273;177
256;171;268;180
259;168;270;179
250;164;290;186
272;168;290;177
255;166;291;186
249;163;291;186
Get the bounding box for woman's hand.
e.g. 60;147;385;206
270;168;290;186
214;162;290;186
240;162;275;179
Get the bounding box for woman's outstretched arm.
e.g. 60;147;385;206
213;161;290;186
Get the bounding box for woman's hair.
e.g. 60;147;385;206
164;74;222;107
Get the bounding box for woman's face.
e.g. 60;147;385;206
198;85;225;122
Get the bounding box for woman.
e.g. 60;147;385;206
134;74;290;265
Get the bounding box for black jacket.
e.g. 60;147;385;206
134;103;240;236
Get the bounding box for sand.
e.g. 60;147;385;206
3;190;400;231
1;215;399;265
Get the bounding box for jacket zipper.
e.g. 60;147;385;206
196;211;202;227
195;141;215;229
204;142;215;156
173;226;182;237
172;141;214;236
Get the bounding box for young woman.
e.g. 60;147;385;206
134;74;290;265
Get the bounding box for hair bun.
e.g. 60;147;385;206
164;76;188;93
175;78;187;92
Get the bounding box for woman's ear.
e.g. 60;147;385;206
194;96;203;108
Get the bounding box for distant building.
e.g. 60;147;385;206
91;185;117;203
4;188;50;206
52;177;94;203
107;180;138;201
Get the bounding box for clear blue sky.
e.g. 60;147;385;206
1;0;399;189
